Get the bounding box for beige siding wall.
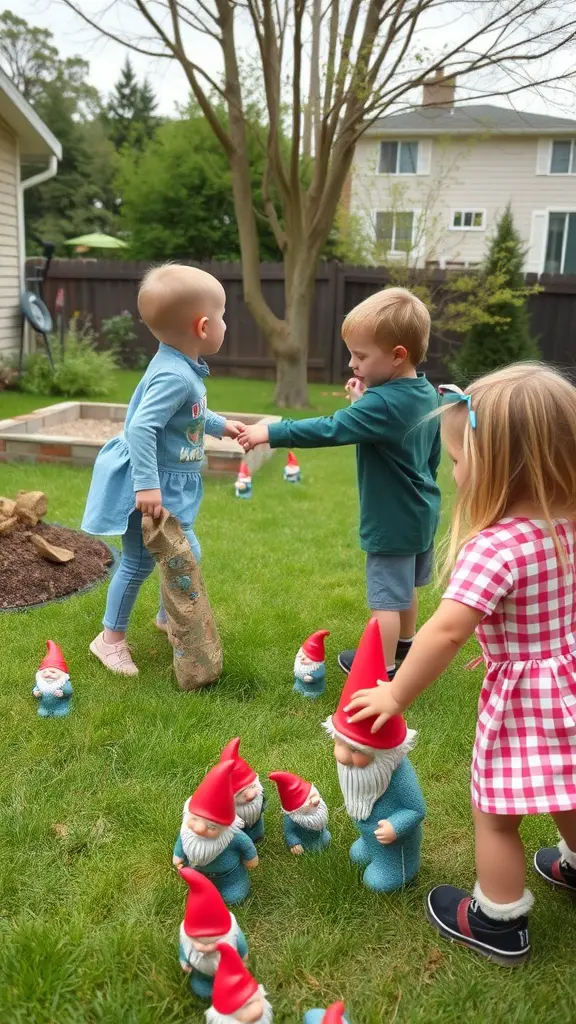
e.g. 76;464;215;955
350;134;576;269
0;116;20;355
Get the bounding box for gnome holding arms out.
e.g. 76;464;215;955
177;868;248;1000
219;738;266;843
323;618;425;893
268;772;330;855
33;641;73;718
173;760;259;905
304;1002;349;1024
206;943;273;1024
293;630;330;699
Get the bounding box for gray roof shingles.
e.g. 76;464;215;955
367;104;576;134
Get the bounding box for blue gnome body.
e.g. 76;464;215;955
348;756;425;892
304;1012;349;1024
178;917;249;1000
293;630;330;700
269;772;331;855
33;642;73;718
173;829;257;906
282;813;331;853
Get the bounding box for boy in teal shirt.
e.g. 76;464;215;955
238;287;440;677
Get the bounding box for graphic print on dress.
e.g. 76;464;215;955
180;396;206;463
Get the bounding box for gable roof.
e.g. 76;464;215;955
0;66;62;160
365;103;576;137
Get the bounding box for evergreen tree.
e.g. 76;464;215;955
105;57;158;149
451;205;539;384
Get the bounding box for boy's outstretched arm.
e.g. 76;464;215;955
345;599;483;731
238;391;389;452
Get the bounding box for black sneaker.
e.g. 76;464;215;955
396;639;413;664
337;649;356;674
426;885;530;967
534;846;576;891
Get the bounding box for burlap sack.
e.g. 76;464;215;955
142;510;223;690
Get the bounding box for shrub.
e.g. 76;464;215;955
20;316;118;398
101;311;148;370
0;358;18;391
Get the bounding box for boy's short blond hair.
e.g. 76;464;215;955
342;287;431;365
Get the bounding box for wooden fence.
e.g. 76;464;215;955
27;258;576;384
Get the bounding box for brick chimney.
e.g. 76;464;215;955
422;69;456;107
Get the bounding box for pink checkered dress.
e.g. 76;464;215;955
444;518;576;815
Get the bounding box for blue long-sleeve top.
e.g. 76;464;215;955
82;343;225;536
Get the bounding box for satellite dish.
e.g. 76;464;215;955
21;291;53;334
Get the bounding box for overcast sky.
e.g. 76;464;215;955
7;0;576;118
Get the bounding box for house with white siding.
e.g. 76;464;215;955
349;71;576;274
0;67;61;358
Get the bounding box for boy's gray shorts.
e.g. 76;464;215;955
366;547;434;611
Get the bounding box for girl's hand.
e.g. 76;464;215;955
237;424;270;452
344;683;405;733
223;419;246;439
345;377;366;403
136;489;163;518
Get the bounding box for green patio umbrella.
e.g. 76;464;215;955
64;232;128;249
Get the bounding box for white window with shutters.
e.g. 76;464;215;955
536;138;576;174
526;208;576;274
377;139;431;175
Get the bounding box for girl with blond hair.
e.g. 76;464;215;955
346;362;576;966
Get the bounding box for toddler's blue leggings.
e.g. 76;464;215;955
103;509;201;632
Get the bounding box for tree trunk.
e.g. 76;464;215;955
274;346;309;408
273;263;316;408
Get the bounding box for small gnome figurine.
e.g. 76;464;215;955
235;461;252;499
206;943;273;1024
304;1002;349;1024
283;451;301;483
293;630;330;699
220;738;266;843
173;760;259;905
268;771;330;855
32;641;73;718
323;618;426;893
178;867;249;1001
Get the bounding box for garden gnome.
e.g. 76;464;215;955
206;943;273;1023
323;618;425;893
178;867;249;1000
304;1002;349;1024
283;451;301;483
220;737;266;843
32;640;73;718
235;461;252;499
293;630;330;698
268;771;330;855
173;759;259;904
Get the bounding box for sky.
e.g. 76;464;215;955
6;0;576;118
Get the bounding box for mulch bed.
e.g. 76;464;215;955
0;521;113;610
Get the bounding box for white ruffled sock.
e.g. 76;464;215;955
558;839;576;869
473;882;534;920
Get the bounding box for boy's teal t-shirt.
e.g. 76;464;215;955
268;374;441;555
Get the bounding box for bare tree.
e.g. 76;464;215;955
60;0;576;406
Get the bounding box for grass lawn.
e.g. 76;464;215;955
1;374;575;1024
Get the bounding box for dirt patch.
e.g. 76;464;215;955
41;418;121;442
0;521;113;610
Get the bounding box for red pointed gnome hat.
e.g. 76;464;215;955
287;451;299;467
269;770;312;812
237;460;251;479
302;629;330;661
187;760;236;826
213;942;259;1014
322;1003;347;1023
219;737;257;793
39;640;68;674
178;867;231;937
331;618;407;750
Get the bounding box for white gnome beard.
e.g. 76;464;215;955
205;990;273;1024
289;797;329;831
180;824;236;866
235;783;264;828
35;671;68;695
293;653;323;680
181;919;238;976
337;751;403;820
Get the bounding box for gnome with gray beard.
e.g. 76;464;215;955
219;738;266;843
173;759;259;905
206;942;273;1024
268;771;330;855
323;618;426;893
177;867;249;1000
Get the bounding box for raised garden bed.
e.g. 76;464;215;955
0;402;281;475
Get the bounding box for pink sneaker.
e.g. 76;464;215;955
89;632;139;676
